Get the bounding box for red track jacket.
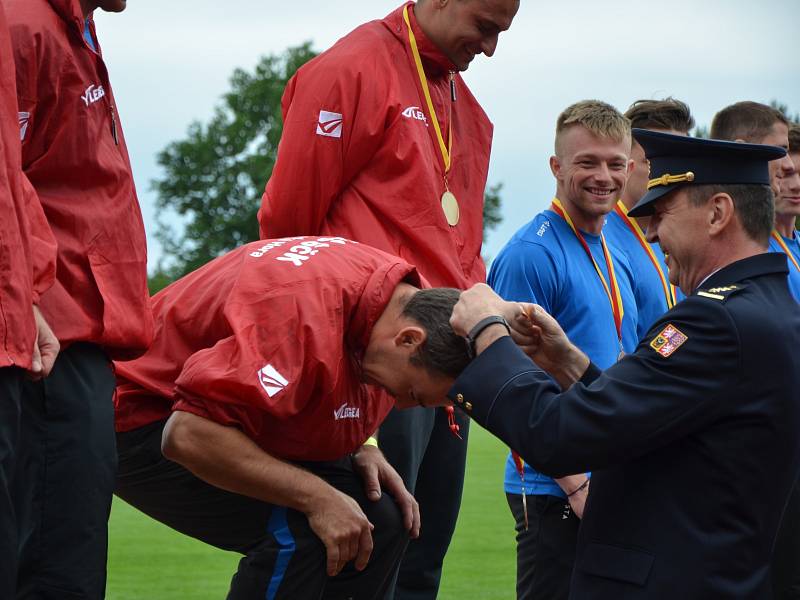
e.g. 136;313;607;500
259;2;493;289
0;4;56;370
7;0;153;359
115;237;421;462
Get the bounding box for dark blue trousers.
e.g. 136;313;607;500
0;367;23;599
15;343;117;600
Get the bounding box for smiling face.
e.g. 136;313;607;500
424;0;519;71
551;125;633;230
646;188;715;293
777;152;800;219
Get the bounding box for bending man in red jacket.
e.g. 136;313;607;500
259;2;519;595
0;4;59;598
114;236;472;600
7;0;153;597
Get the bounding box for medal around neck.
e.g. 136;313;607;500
441;190;459;226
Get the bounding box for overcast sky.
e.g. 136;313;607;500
95;0;800;271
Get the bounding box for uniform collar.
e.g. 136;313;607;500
385;1;457;76
698;252;789;292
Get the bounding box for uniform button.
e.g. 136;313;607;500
456;393;464;404
465;402;473;411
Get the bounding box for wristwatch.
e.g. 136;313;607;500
465;315;511;359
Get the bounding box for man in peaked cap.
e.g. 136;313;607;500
445;130;800;599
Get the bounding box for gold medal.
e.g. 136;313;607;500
441;190;460;226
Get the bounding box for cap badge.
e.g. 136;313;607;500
647;171;695;190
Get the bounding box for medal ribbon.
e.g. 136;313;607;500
613;200;677;308
402;5;452;174
550;198;624;340
771;230;800;273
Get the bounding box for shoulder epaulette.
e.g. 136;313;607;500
695;283;748;302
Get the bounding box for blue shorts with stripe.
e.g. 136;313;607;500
115;419;409;600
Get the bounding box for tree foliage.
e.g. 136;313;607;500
150;42;503;293
152;43;317;283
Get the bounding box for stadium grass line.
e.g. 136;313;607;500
107;424;515;599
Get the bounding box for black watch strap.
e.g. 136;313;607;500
466;315;511;358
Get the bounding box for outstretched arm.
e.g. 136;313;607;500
162;411;374;577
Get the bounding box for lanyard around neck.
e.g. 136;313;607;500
402;5;452;174
613;201;677;308
550;198;624;341
772;230;800;273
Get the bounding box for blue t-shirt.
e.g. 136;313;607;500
769;231;800;302
489;209;639;497
83;19;97;52
604;211;684;338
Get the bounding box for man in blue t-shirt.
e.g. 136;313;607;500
488;101;639;600
768;123;800;301
604;99;695;339
711;103;800;302
710;102;800;600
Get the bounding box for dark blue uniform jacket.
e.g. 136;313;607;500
450;253;800;599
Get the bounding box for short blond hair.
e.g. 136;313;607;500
555;100;631;154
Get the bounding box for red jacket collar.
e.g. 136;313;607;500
47;0;85;30
385;1;456;76
347;261;423;356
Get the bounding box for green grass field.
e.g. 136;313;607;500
107;425;516;599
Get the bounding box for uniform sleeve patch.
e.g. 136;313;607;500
649;324;688;357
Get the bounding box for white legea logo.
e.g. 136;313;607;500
334;403;361;420
257;364;289;398
81;84;106;107
316;110;343;138
401;106;428;125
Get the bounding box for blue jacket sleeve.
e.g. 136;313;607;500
448;296;741;478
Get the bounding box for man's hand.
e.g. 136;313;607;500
305;487;375;576
515;304;572;374
567;480;590;519
29;304;59;379
352;443;420;538
517;304;589;390
161;411;377;578
450;284;510;337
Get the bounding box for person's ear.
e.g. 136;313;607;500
393;326;426;354
549;155;561;179
708;192;735;236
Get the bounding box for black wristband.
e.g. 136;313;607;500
567;478;590;497
465;315;511;359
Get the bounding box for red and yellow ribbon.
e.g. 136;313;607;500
771;230;800;273
402;4;452;174
614;200;677;308
550;198;624;341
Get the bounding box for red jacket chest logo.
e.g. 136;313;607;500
81;84;106;107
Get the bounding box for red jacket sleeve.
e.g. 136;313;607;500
21;172;56;302
172;273;349;439
258;49;390;239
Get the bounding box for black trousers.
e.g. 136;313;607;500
506;493;580;600
772;479;800;599
15;343;117;600
0;367;23;599
378;406;470;600
115;419;409;600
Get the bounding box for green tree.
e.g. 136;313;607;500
152;43;317;285
770;99;800;124
150;43;503;292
